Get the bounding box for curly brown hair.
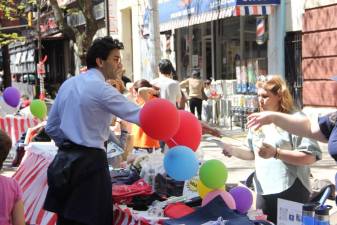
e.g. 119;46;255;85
0;130;12;170
256;75;294;113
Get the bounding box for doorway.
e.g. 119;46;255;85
202;36;213;80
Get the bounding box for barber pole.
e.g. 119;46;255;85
256;16;265;45
37;55;48;100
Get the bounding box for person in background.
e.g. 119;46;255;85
151;59;182;151
44;37;140;225
202;79;212;122
0;130;25;225
151;59;181;107
131;79;161;154
19;95;30;109
171;69;188;110
106;78;125;94
116;63;132;87
0;74;3;91
221;75;321;223
106;69;131;152
180;69;205;120
125;82;136;103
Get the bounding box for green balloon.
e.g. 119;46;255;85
199;159;228;189
30;99;47;120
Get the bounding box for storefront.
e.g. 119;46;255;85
158;0;280;82
157;0;280;126
174;16;268;81
9;41;37;99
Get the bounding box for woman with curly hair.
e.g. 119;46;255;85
221;75;322;224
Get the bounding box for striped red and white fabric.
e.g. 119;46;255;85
113;204;165;225
0;115;39;145
12;142;165;225
12;142;58;225
233;5;275;16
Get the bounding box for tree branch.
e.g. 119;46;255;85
80;0;98;33
48;0;77;40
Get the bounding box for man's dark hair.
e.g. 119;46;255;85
86;36;124;69
0;130;12;170
158;59;174;75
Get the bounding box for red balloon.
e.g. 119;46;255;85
166;110;202;151
140;98;180;140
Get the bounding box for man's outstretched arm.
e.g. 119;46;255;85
247;111;328;143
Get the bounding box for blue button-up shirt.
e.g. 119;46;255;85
45;68;140;150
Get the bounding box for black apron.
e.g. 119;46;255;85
44;141;112;225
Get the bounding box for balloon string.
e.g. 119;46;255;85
169;138;179;146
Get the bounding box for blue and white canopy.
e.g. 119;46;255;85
156;0;280;32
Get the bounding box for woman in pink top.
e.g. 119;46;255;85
0;130;25;225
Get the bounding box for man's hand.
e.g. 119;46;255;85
247;111;275;130
222;144;233;157
119;120;130;133
257;142;277;159
201;121;222;137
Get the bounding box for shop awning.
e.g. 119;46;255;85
158;0;280;32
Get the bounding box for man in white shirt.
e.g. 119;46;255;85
151;59;181;107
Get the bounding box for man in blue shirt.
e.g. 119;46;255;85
44;37;140;225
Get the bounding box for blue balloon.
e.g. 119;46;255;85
164;145;199;181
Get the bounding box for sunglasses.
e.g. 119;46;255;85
256;75;273;82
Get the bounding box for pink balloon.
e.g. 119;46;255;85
202;190;236;210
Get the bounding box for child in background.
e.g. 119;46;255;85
0;130;25;225
131;79;161;154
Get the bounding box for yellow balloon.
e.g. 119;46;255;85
197;180;226;198
196;180;212;198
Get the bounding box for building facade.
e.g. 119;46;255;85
7;0;109;98
116;0;284;83
301;1;337;117
159;0;282;82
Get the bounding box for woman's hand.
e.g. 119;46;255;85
257;142;277;159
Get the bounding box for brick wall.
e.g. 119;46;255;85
302;4;337;107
